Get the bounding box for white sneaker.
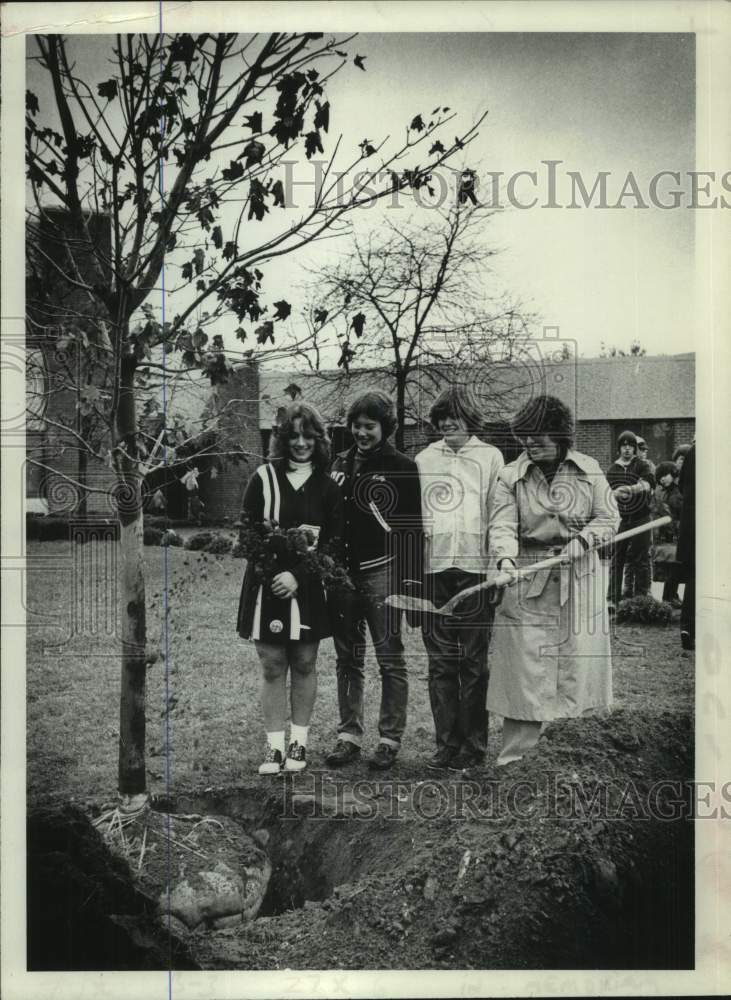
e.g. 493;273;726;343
284;741;307;772
258;747;283;775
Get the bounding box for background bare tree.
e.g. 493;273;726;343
298;204;535;449
26;31;486;806
600;340;647;358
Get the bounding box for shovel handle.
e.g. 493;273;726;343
443;515;671;613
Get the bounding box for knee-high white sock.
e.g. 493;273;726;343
266;730;285;755
289;723;309;748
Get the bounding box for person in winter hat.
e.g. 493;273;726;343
605;430;655;608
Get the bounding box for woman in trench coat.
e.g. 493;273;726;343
485;395;620;765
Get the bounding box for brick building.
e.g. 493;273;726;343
26;208;694;518
565;354;695;468
26;208;117;516
259;353;695;471
29;348;695;522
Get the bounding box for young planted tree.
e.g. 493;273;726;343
299;204;534;450
26;32;486;806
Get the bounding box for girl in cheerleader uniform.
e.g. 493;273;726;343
237;403;343;775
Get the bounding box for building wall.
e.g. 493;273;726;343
27;212;266;523
673;419;695;451
30;343;261;522
28;339;118;515
576;419;695;471
27;209;117;515
199;364;261;523
575;421;615;470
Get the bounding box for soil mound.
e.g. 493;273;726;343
165;709;695;970
27;805;198;970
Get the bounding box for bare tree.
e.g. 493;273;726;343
26;32;486;807
298;204;535;449
600;340;647;358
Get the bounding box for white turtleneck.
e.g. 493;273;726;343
286;460;313;491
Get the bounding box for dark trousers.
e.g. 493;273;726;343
608;518;652;605
330;565;407;748
662;567;679;603
681;573;695;640
421;569;493;758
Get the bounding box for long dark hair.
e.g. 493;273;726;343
267;402;331;471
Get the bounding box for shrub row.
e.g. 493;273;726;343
26;514;119;542
183;531;233;555
144;527;184;547
27;515;229;553
615;595;674;625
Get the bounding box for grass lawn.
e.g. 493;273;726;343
26;540;694;808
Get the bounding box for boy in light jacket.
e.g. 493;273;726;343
415;387;504;772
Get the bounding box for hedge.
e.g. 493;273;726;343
615;595;673;625
26;514;119;543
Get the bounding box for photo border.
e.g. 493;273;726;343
2;2;730;998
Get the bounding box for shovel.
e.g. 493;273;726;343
386;516;670;617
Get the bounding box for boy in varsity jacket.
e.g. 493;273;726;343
326;390;424;770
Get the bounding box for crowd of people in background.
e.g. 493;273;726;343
235;387;696;776
603;431;695;642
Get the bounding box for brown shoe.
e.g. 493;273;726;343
325;740;361;766
367;744;398;771
426;749;457;771
448;752;485;774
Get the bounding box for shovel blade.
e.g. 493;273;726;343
385;594;441;614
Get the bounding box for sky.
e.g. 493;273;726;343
299;32;696;359
26;31;697;361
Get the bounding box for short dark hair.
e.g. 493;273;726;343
617;430;638;453
429;386;484;433
511;394;574;460
672;443;691;463
656;460;678;481
268;402;331;470
346;390;397;438
636;437;648;450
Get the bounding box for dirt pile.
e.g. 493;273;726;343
165;708;695;970
27;708;692;971
27;806;198;970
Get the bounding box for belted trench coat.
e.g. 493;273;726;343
486;449;620;722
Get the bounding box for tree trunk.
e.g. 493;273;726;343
77;412;93;518
115;351;147;800
77;448;88;518
395;376;407;452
